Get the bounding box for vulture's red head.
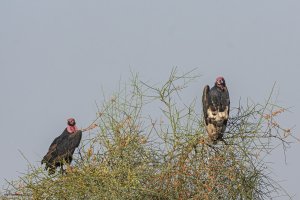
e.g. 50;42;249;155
215;76;226;89
67;118;78;133
67;118;76;126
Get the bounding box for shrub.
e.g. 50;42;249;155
5;69;295;200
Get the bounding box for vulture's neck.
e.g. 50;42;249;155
67;125;78;134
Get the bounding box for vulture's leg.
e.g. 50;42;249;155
60;164;66;175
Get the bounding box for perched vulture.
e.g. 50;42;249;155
202;77;230;144
41;118;96;174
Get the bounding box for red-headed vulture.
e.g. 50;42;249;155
202;77;230;144
41;118;96;174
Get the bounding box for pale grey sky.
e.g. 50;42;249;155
1;0;299;198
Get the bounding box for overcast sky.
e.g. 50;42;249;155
1;0;299;198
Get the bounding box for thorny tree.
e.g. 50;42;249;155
3;69;296;200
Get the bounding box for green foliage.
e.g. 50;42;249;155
5;69;295;200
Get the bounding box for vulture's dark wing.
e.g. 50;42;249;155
225;87;230;116
41;132;66;165
60;130;82;156
53;130;82;162
223;87;230;126
202;85;211;125
42;129;82;171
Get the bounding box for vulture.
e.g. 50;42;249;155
41;118;96;174
202;77;230;144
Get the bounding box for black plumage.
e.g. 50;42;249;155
202;77;230;143
41;119;82;175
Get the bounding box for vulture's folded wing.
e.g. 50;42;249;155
67;130;82;154
41;131;68;165
41;133;64;165
202;85;211;125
